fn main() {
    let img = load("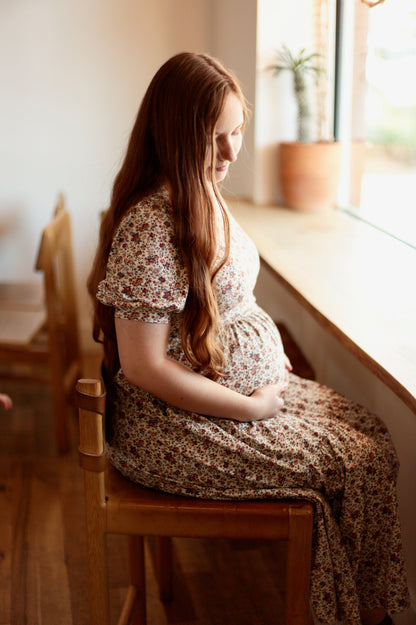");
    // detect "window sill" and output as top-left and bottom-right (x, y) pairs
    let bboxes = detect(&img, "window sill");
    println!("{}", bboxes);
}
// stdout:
(227, 198), (416, 414)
